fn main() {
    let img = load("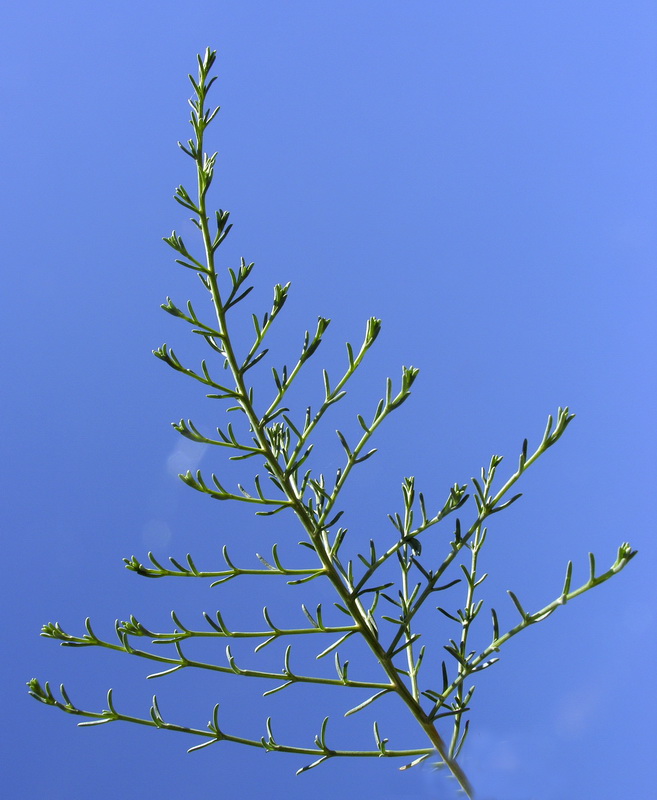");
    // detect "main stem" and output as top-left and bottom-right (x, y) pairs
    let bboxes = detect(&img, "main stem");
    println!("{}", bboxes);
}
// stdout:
(191, 62), (474, 799)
